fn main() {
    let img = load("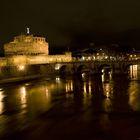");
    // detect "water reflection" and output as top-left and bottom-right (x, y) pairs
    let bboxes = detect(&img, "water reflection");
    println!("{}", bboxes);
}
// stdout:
(101, 72), (112, 83)
(102, 79), (113, 112)
(0, 91), (5, 115)
(83, 81), (92, 106)
(129, 65), (138, 80)
(65, 80), (73, 93)
(1, 70), (140, 137)
(83, 81), (91, 94)
(103, 83), (113, 98)
(65, 80), (74, 99)
(128, 81), (140, 111)
(102, 98), (112, 112)
(27, 84), (51, 117)
(20, 86), (27, 109)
